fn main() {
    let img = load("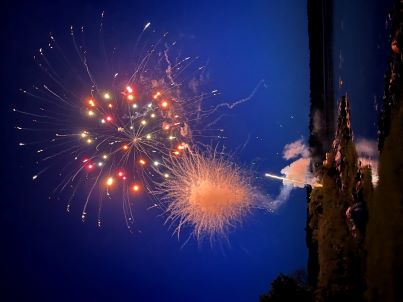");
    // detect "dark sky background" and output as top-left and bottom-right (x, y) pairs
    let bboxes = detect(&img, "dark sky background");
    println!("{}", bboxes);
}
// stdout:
(0, 0), (392, 301)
